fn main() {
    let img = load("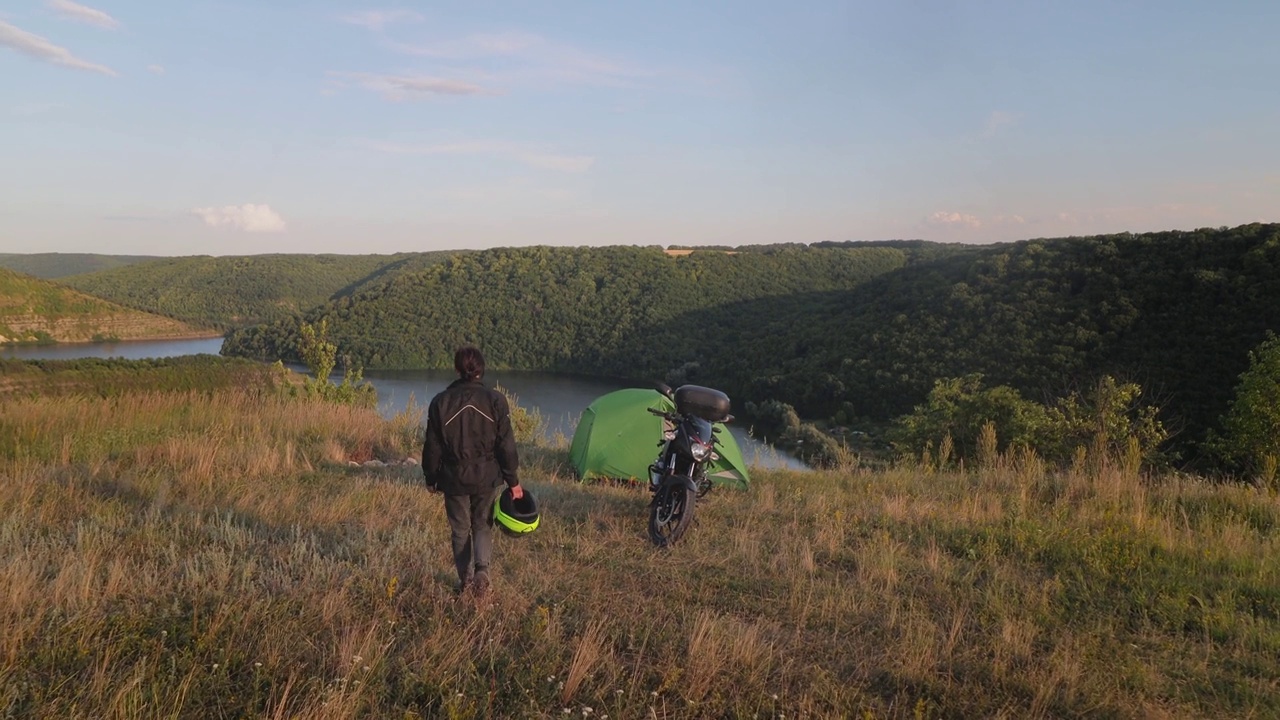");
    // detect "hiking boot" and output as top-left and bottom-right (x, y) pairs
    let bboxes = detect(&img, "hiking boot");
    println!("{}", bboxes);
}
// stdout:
(472, 572), (491, 600)
(455, 576), (474, 597)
